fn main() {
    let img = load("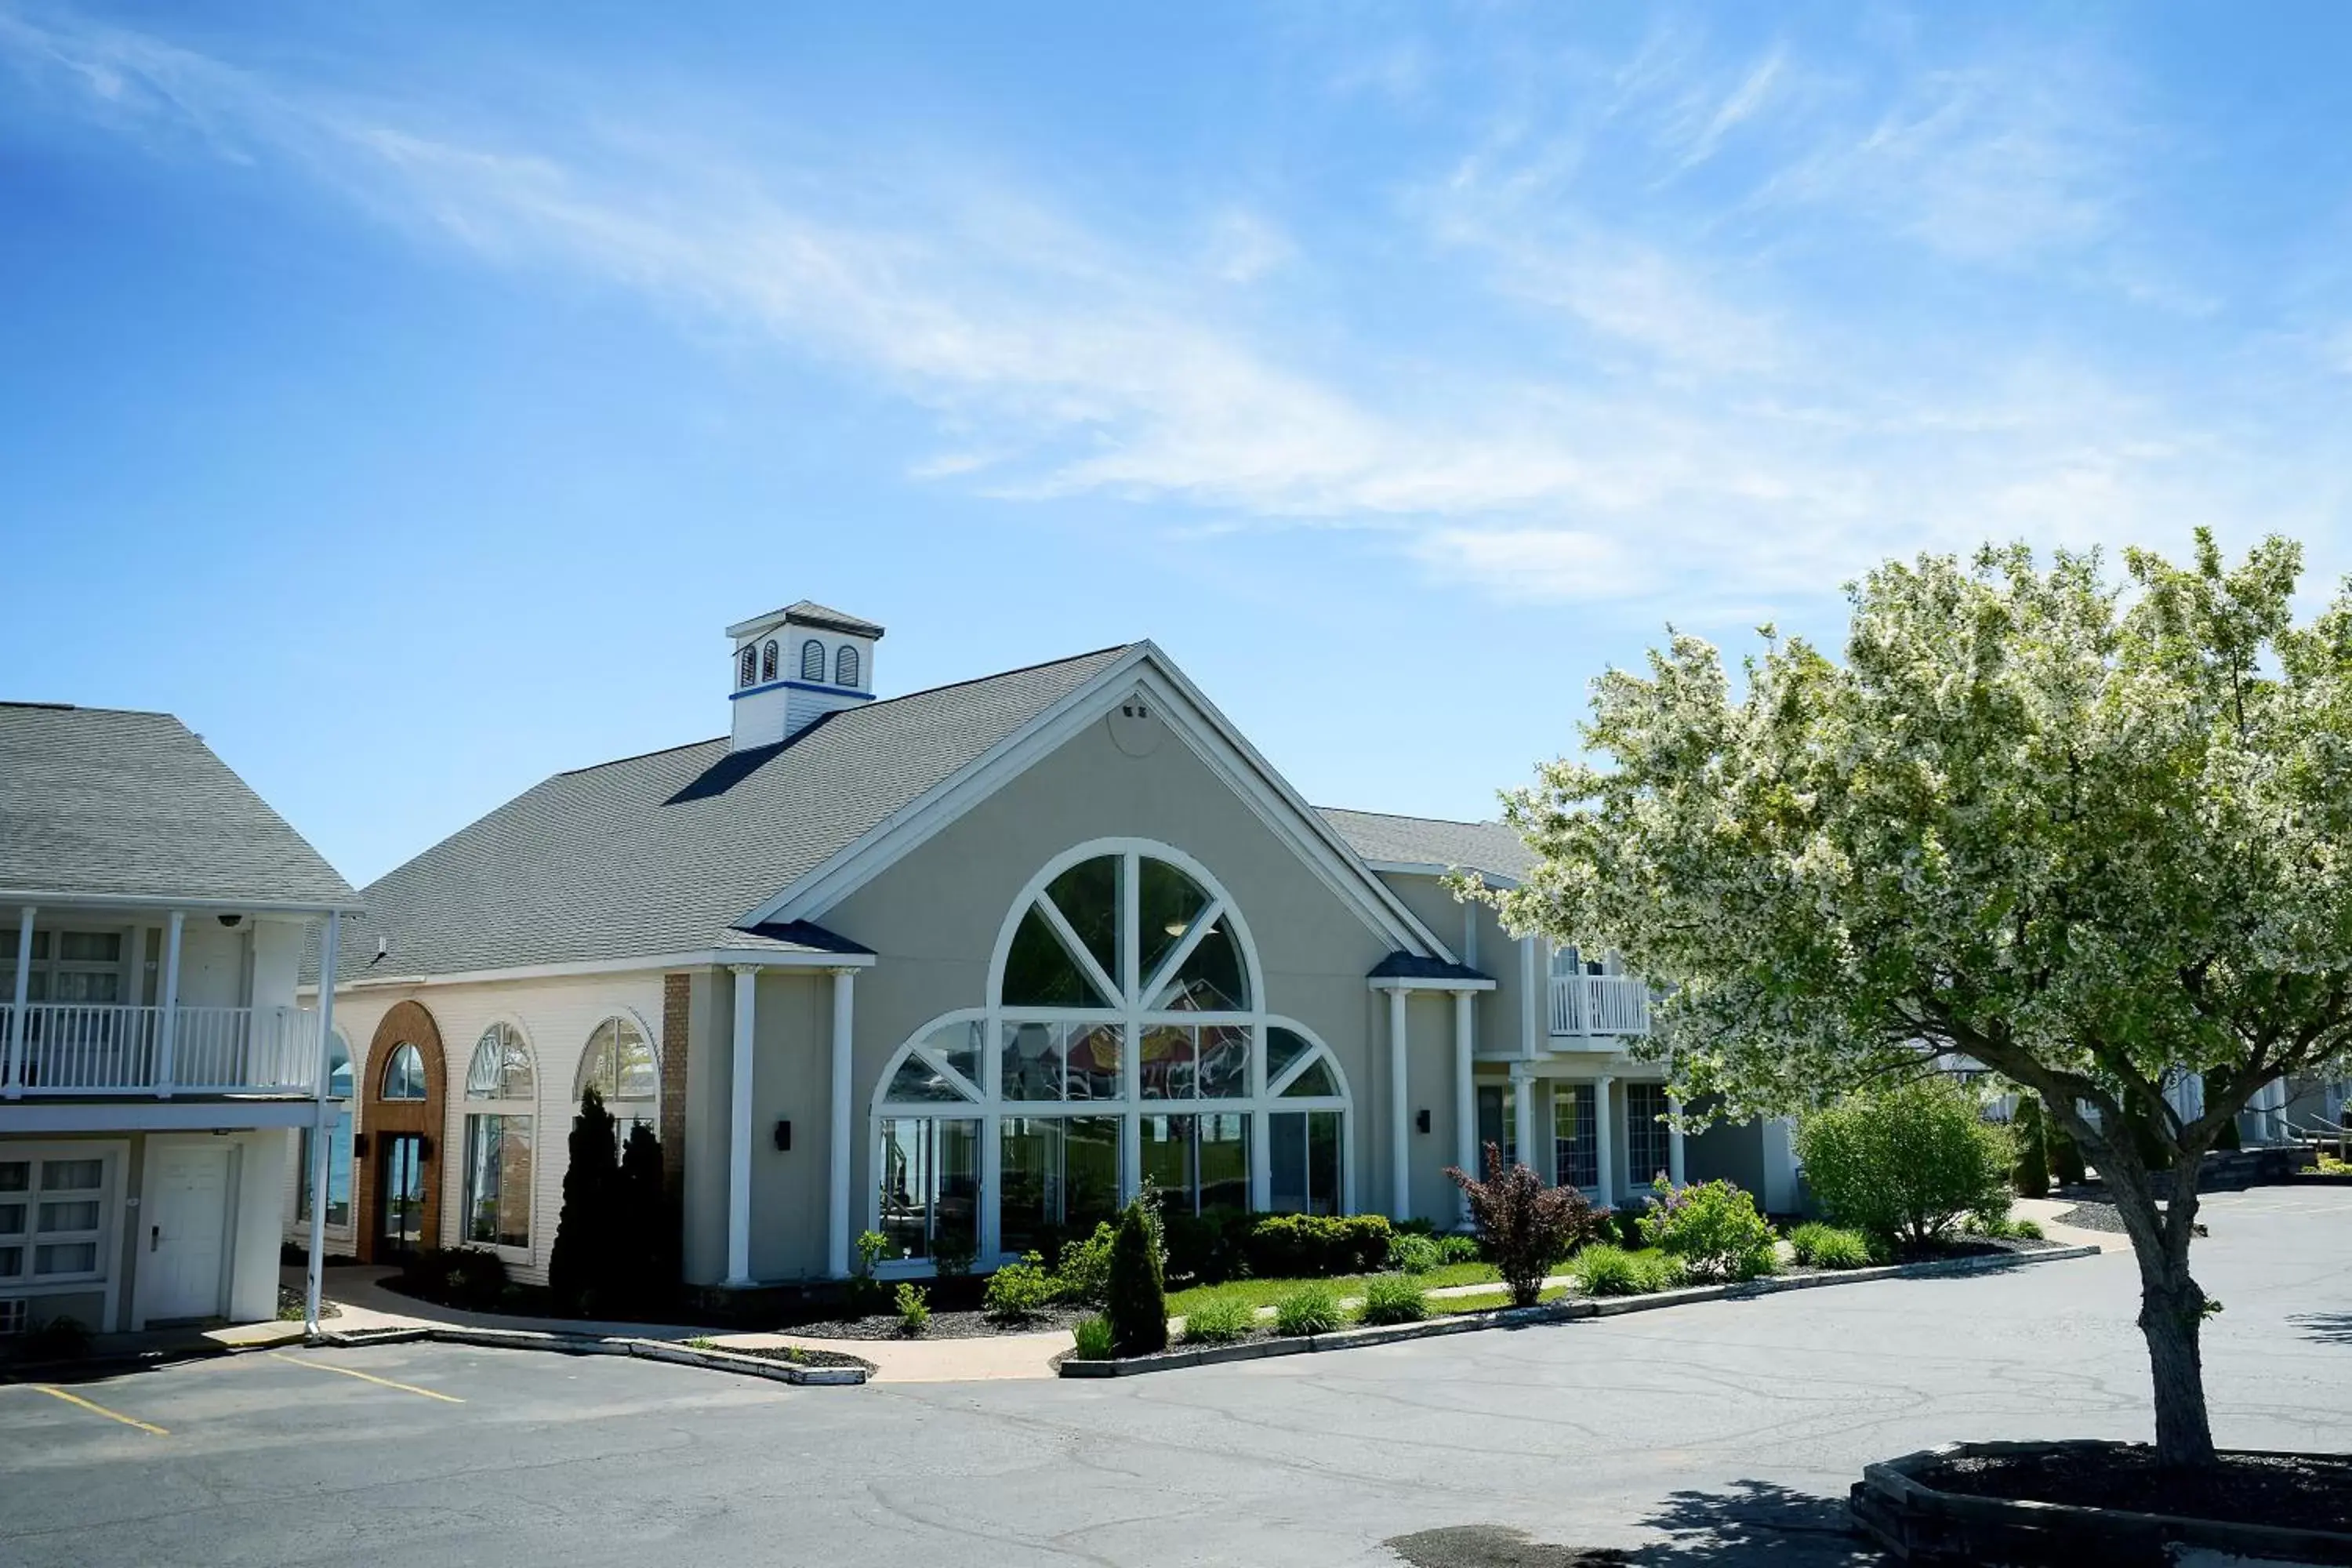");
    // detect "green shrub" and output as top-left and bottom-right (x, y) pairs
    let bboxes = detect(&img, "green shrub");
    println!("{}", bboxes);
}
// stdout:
(894, 1282), (931, 1336)
(1964, 1213), (2045, 1242)
(1051, 1221), (1117, 1307)
(1392, 1217), (1437, 1237)
(2012, 1094), (2051, 1200)
(1356, 1275), (1429, 1326)
(983, 1254), (1057, 1323)
(1390, 1235), (1442, 1276)
(1633, 1251), (1686, 1292)
(1447, 1144), (1605, 1306)
(1272, 1283), (1343, 1336)
(1106, 1200), (1169, 1356)
(1788, 1222), (1874, 1269)
(1179, 1296), (1256, 1345)
(1246, 1214), (1393, 1278)
(2048, 1119), (2088, 1186)
(850, 1229), (891, 1312)
(1435, 1233), (1483, 1265)
(549, 1086), (619, 1316)
(1073, 1316), (1115, 1360)
(1794, 1078), (2016, 1250)
(1162, 1209), (1255, 1285)
(1639, 1178), (1777, 1281)
(1573, 1243), (1646, 1297)
(1607, 1207), (1648, 1250)
(398, 1247), (511, 1311)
